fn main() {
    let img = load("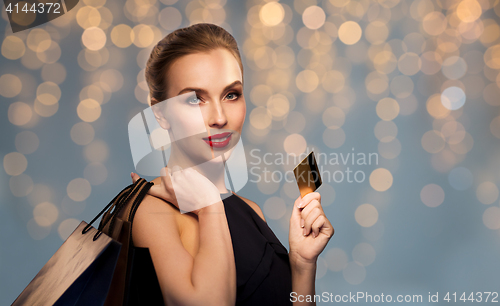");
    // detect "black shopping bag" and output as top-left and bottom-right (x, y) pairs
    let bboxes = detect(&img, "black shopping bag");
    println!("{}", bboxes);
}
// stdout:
(11, 221), (121, 306)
